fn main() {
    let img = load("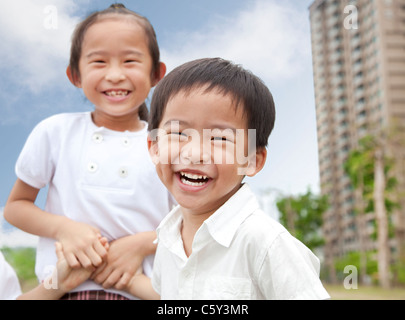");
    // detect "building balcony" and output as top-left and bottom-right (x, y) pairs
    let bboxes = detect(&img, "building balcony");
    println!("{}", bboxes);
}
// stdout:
(327, 27), (340, 39)
(328, 38), (342, 51)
